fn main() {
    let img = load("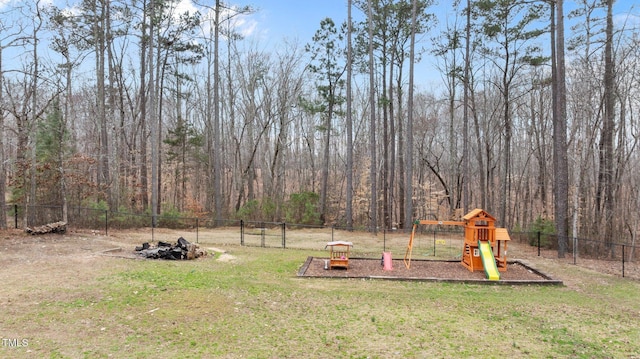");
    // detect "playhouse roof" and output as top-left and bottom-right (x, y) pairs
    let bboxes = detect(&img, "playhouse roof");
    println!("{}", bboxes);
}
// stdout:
(463, 208), (495, 221)
(325, 241), (353, 247)
(495, 228), (511, 241)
